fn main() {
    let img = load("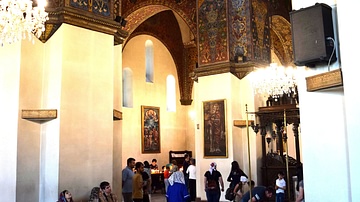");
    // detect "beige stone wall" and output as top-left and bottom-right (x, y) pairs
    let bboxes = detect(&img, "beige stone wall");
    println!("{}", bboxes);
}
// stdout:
(192, 73), (262, 201)
(0, 41), (22, 202)
(15, 24), (119, 201)
(121, 35), (192, 168)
